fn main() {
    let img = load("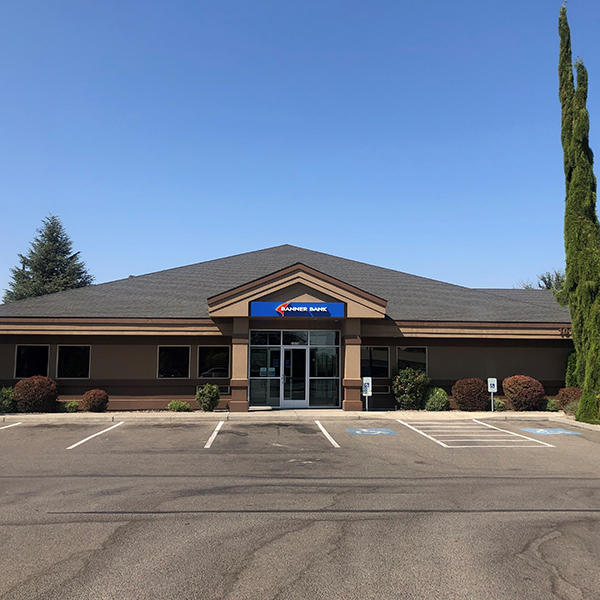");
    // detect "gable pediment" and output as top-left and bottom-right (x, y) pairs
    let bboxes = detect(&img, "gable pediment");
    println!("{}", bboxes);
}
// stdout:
(207, 263), (387, 319)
